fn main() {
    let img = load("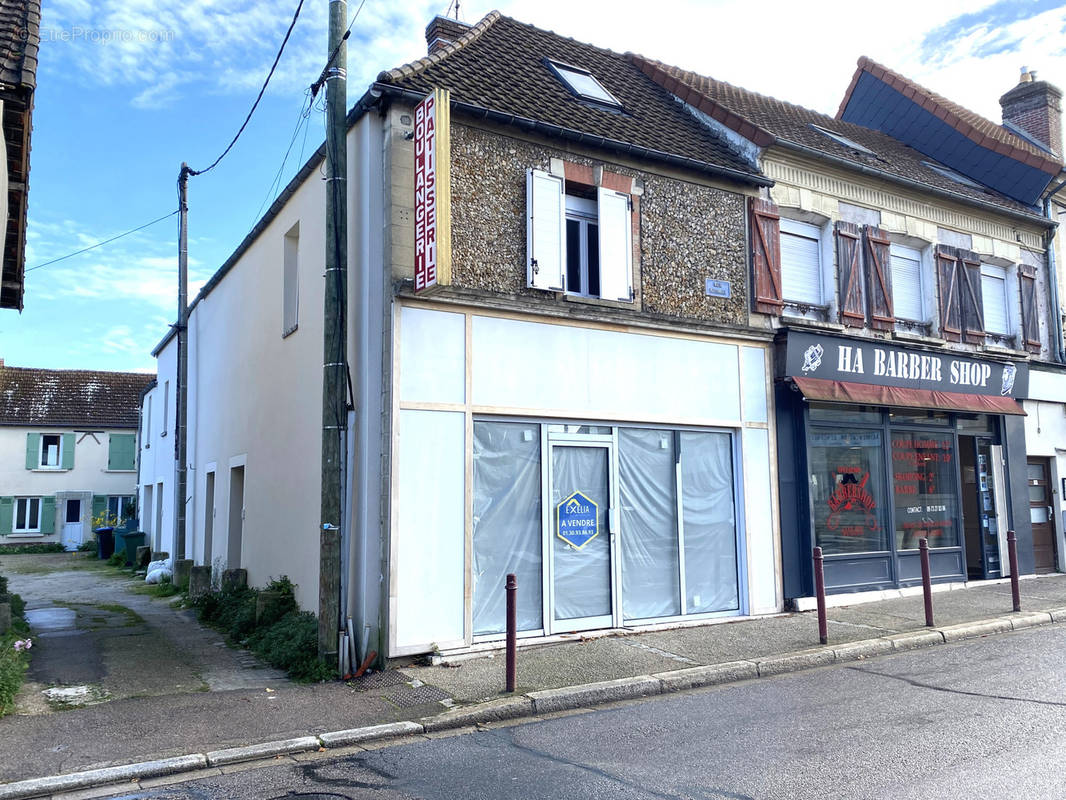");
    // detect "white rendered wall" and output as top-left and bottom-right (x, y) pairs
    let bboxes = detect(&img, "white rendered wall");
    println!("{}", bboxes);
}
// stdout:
(139, 342), (176, 555)
(1023, 368), (1066, 571)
